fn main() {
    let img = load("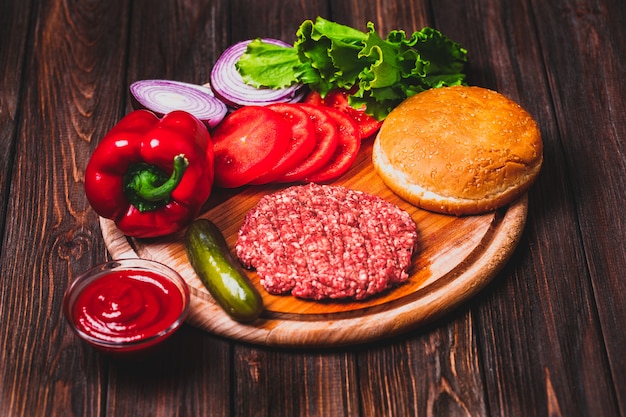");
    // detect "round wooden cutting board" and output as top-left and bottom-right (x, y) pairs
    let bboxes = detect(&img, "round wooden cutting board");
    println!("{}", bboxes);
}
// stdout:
(100, 138), (528, 348)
